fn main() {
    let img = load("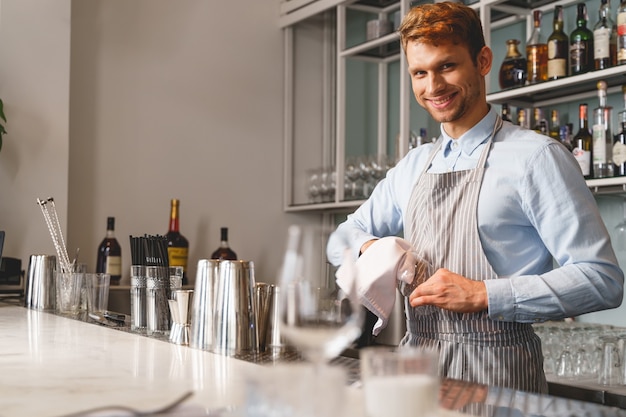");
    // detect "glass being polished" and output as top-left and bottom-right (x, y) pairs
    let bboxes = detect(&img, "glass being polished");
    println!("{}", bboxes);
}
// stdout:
(327, 1), (624, 394)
